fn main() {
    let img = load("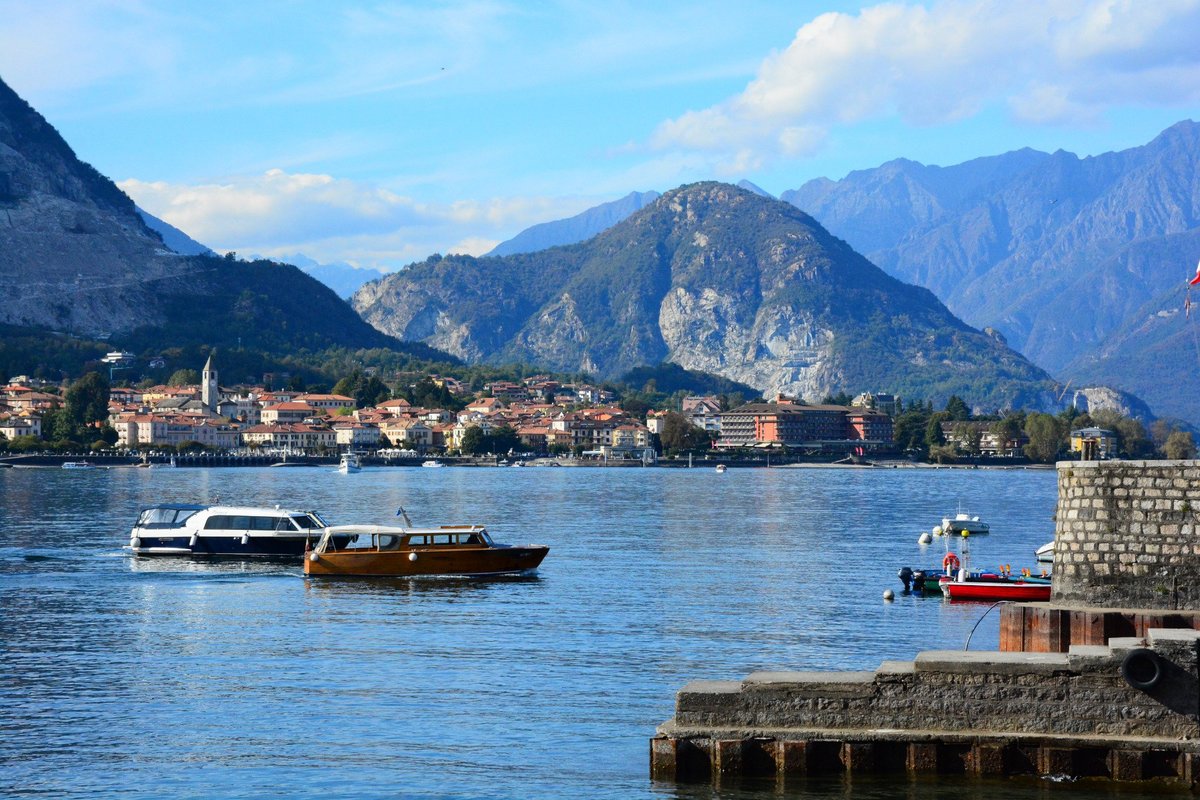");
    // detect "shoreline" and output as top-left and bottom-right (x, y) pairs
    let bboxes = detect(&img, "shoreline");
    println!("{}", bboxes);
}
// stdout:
(0, 453), (1058, 470)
